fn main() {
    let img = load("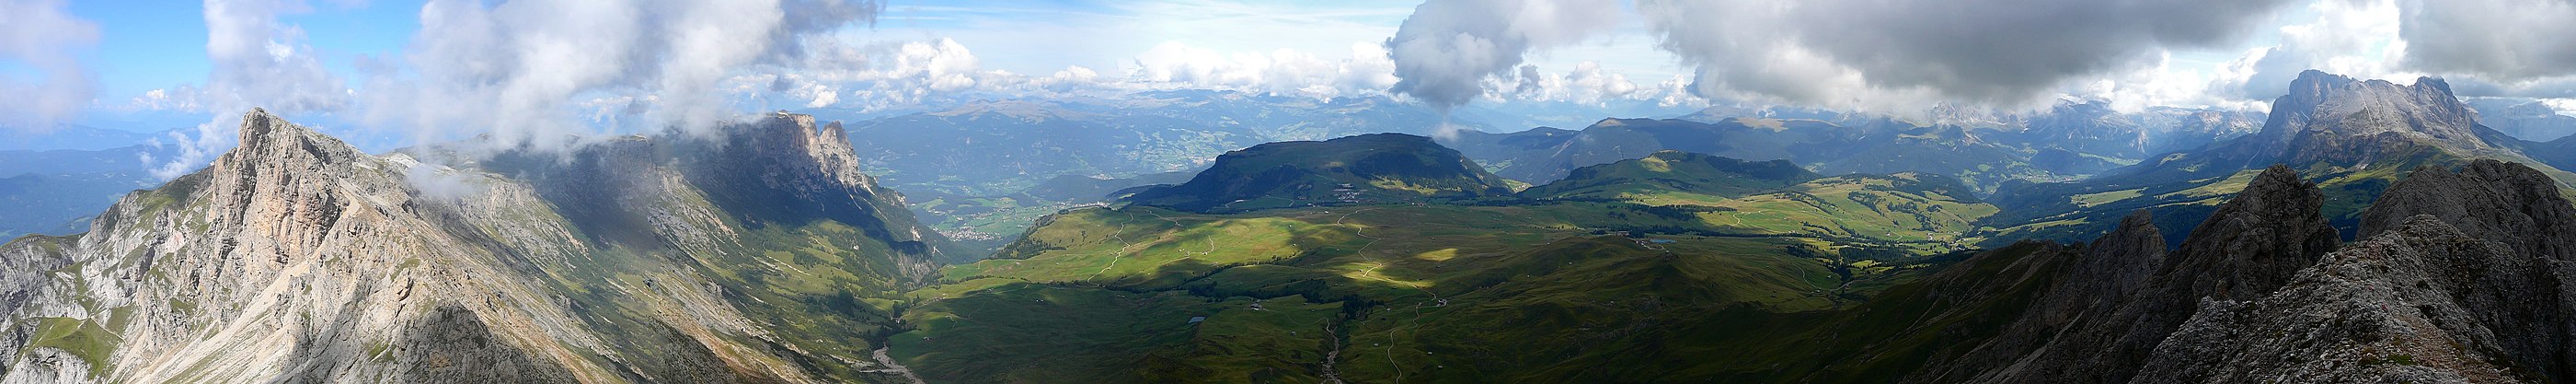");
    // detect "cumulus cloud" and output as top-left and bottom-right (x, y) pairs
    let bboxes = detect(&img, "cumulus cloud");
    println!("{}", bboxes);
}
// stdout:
(360, 0), (883, 153)
(1637, 0), (2299, 112)
(147, 0), (358, 180)
(0, 0), (100, 132)
(1129, 41), (1401, 98)
(1385, 0), (1621, 111)
(761, 39), (1407, 112)
(2208, 0), (2409, 102)
(1489, 61), (1650, 105)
